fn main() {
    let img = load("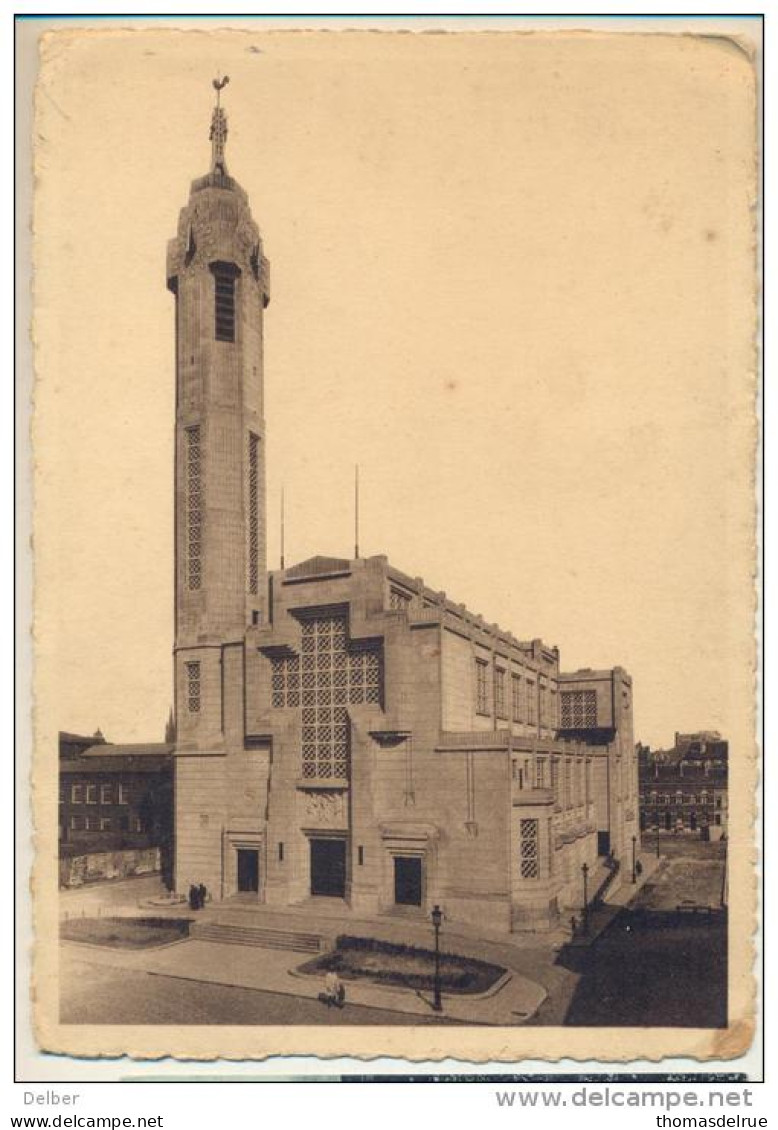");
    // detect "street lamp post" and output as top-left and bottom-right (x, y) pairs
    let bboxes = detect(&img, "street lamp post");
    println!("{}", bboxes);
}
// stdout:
(431, 904), (443, 1012)
(631, 835), (637, 883)
(581, 863), (589, 935)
